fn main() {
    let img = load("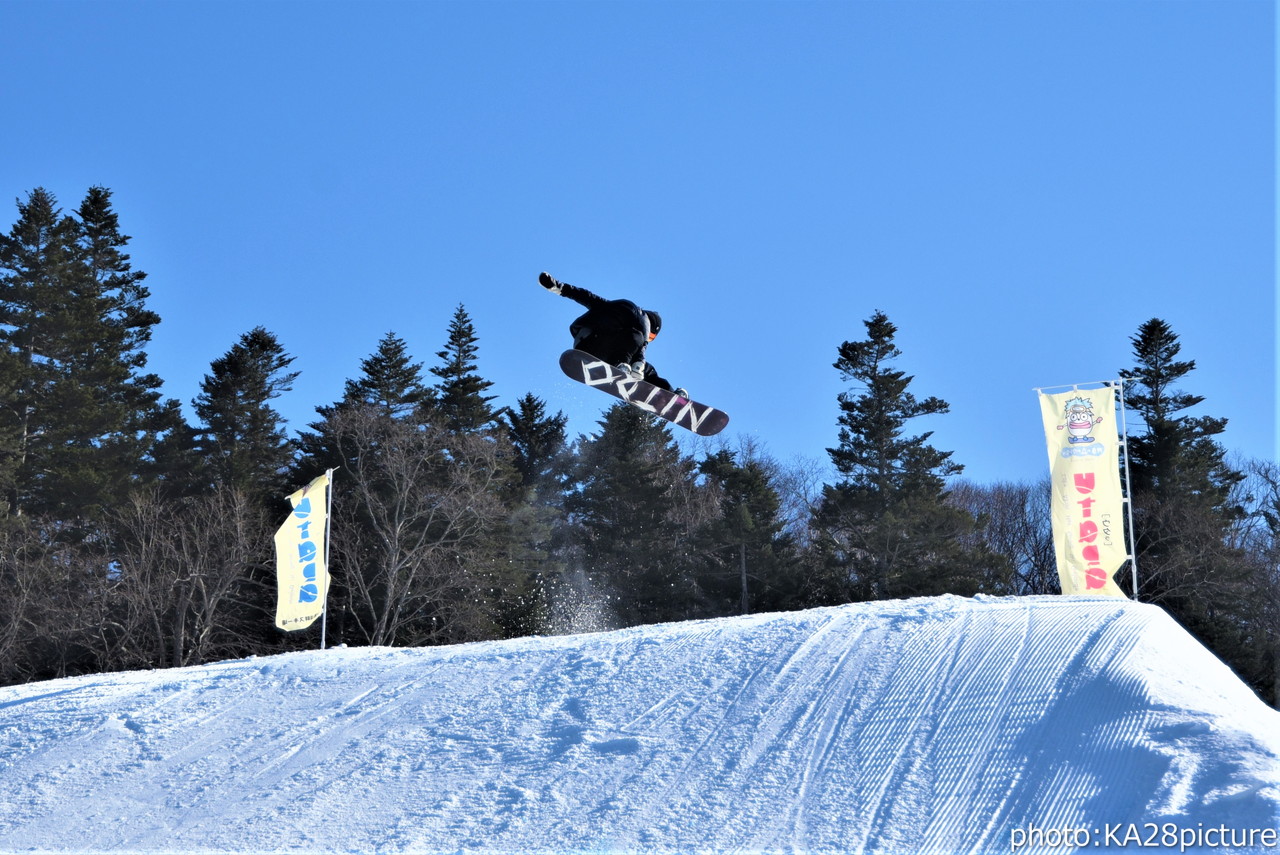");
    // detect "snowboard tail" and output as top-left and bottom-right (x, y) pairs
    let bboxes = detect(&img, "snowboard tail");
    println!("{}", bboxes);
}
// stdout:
(559, 349), (729, 437)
